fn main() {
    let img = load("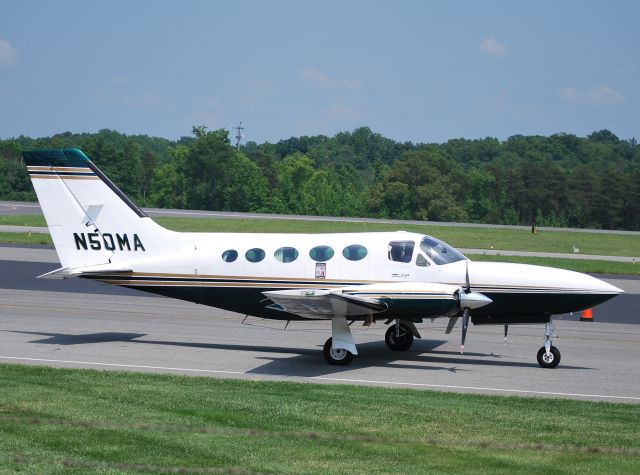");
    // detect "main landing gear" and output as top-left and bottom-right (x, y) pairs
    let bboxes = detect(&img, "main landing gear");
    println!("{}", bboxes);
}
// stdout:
(323, 316), (358, 365)
(323, 337), (354, 365)
(323, 317), (422, 365)
(537, 321), (561, 368)
(384, 320), (420, 351)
